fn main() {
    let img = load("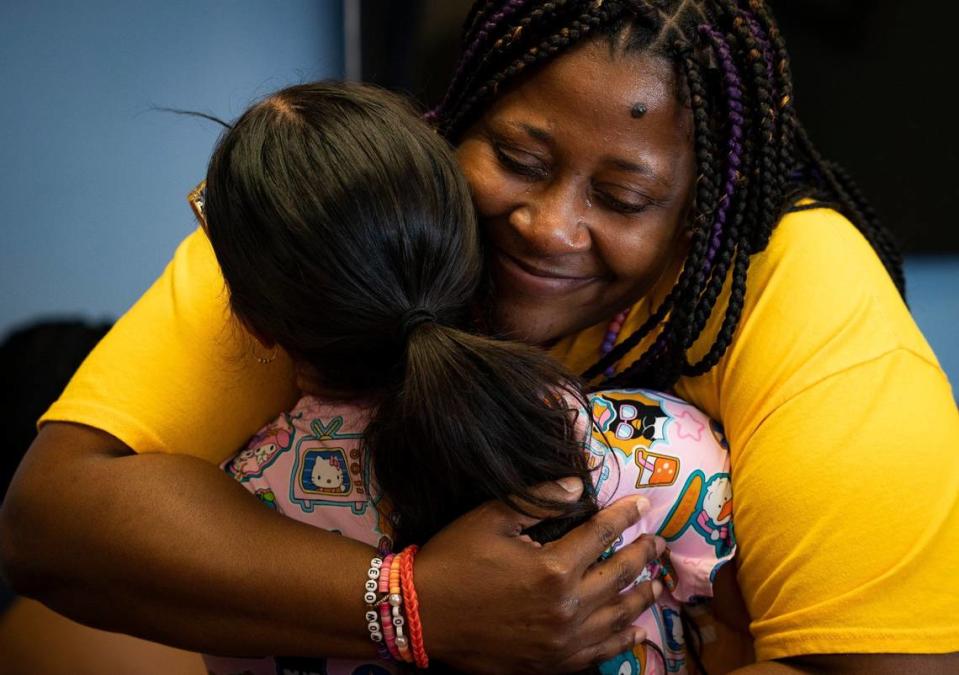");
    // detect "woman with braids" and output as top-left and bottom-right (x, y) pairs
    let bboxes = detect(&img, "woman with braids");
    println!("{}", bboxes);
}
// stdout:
(2, 0), (957, 673)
